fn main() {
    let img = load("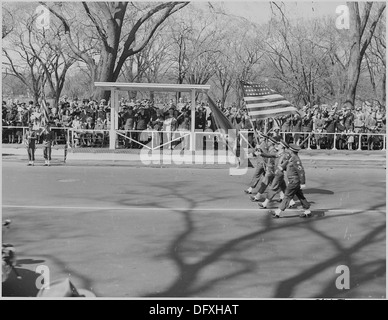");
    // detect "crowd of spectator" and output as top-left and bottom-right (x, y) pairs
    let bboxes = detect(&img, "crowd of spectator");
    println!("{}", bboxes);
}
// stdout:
(1, 96), (216, 147)
(273, 102), (386, 150)
(2, 96), (386, 150)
